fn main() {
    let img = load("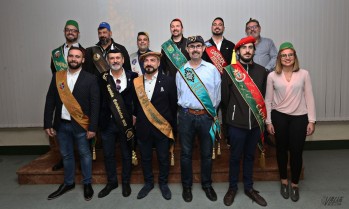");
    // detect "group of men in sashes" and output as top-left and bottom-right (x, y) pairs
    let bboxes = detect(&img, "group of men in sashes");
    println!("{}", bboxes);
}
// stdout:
(44, 17), (273, 207)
